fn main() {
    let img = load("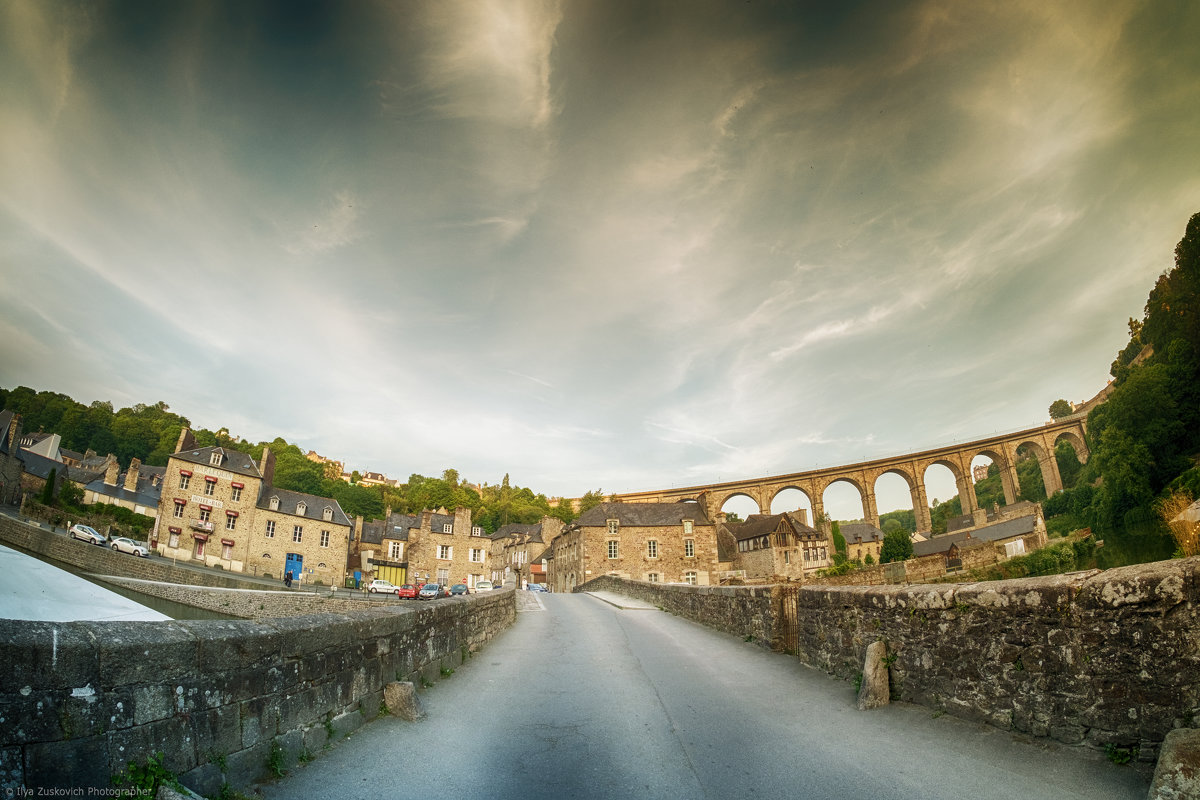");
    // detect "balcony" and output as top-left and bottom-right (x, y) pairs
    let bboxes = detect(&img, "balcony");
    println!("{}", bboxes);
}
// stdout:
(189, 519), (214, 533)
